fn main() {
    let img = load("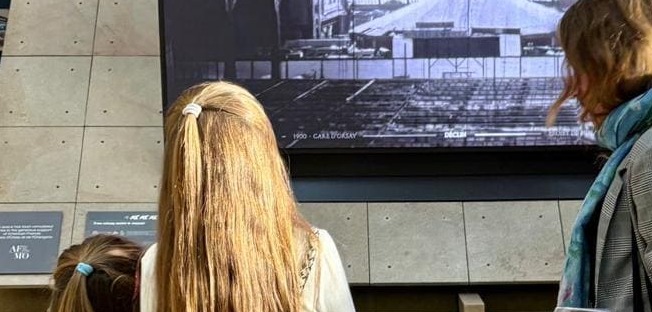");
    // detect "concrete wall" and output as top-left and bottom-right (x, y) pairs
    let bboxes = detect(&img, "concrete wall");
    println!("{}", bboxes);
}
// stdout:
(0, 0), (161, 310)
(0, 1), (580, 311)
